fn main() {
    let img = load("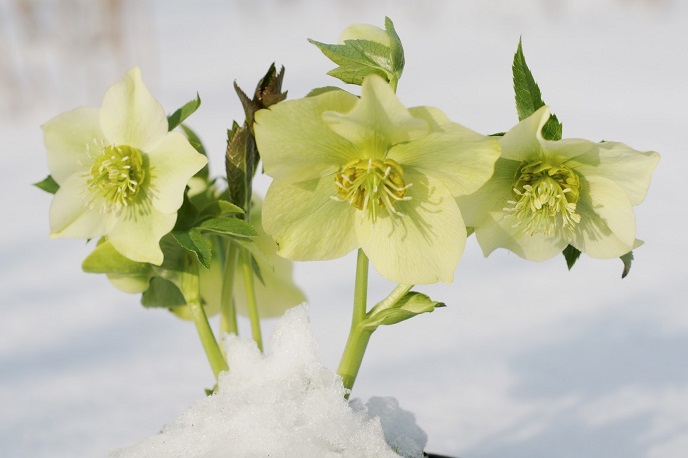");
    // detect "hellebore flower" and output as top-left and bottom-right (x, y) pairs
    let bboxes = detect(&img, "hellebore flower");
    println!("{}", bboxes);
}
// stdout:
(254, 74), (500, 284)
(42, 67), (208, 264)
(457, 106), (660, 261)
